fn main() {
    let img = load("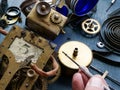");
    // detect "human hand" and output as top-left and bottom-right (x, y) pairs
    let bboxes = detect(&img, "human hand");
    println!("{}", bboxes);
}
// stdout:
(72, 70), (109, 90)
(85, 75), (108, 90)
